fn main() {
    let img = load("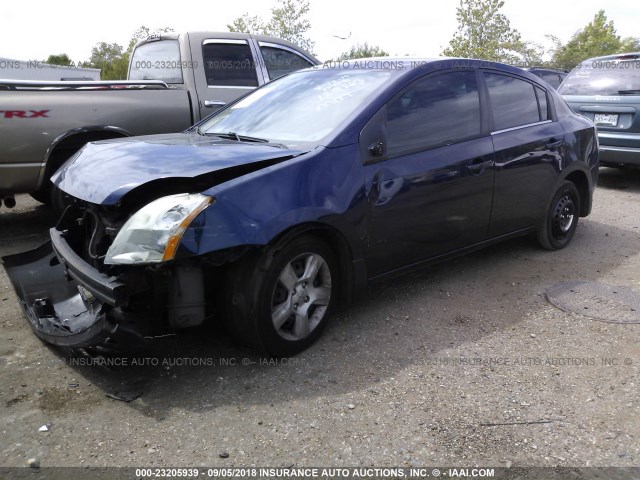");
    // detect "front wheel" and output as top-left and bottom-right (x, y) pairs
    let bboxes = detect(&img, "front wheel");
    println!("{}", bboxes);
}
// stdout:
(224, 235), (338, 356)
(537, 180), (580, 250)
